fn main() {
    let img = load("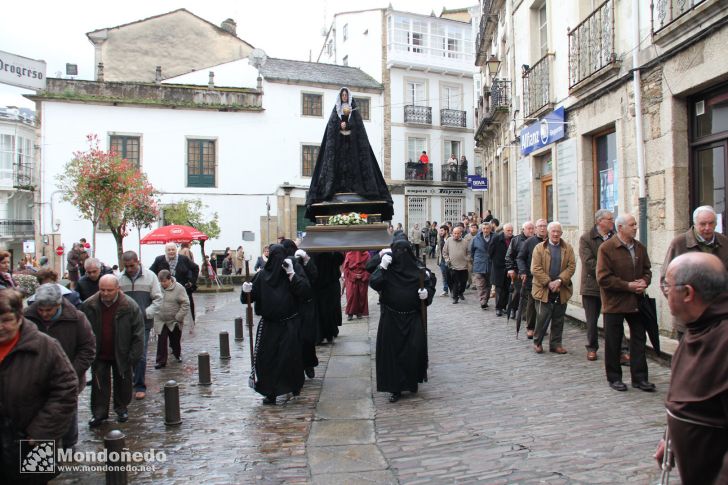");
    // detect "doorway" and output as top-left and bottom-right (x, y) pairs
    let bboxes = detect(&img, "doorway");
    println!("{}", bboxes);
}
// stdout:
(541, 176), (554, 222)
(692, 141), (727, 234)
